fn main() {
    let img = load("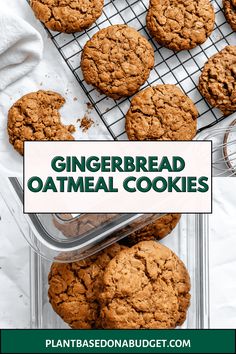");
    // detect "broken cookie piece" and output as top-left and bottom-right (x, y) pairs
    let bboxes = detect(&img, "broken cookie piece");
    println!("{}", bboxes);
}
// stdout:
(8, 90), (75, 155)
(30, 0), (104, 33)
